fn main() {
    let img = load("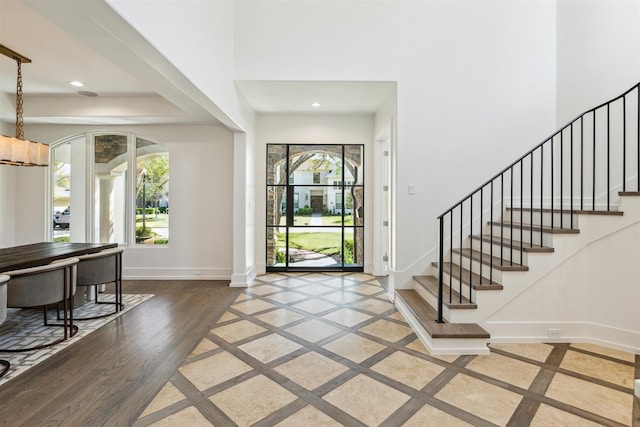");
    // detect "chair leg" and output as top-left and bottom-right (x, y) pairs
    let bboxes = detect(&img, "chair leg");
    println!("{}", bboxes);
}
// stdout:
(0, 360), (10, 378)
(0, 305), (77, 352)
